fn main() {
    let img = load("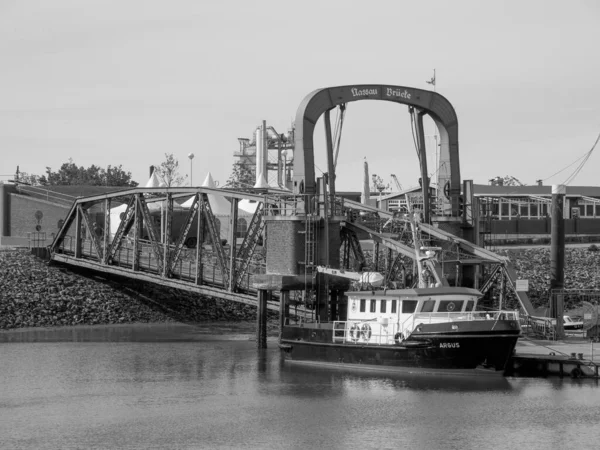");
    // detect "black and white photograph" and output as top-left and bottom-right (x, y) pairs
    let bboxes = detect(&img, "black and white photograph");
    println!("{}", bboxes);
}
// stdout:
(1, 1), (599, 448)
